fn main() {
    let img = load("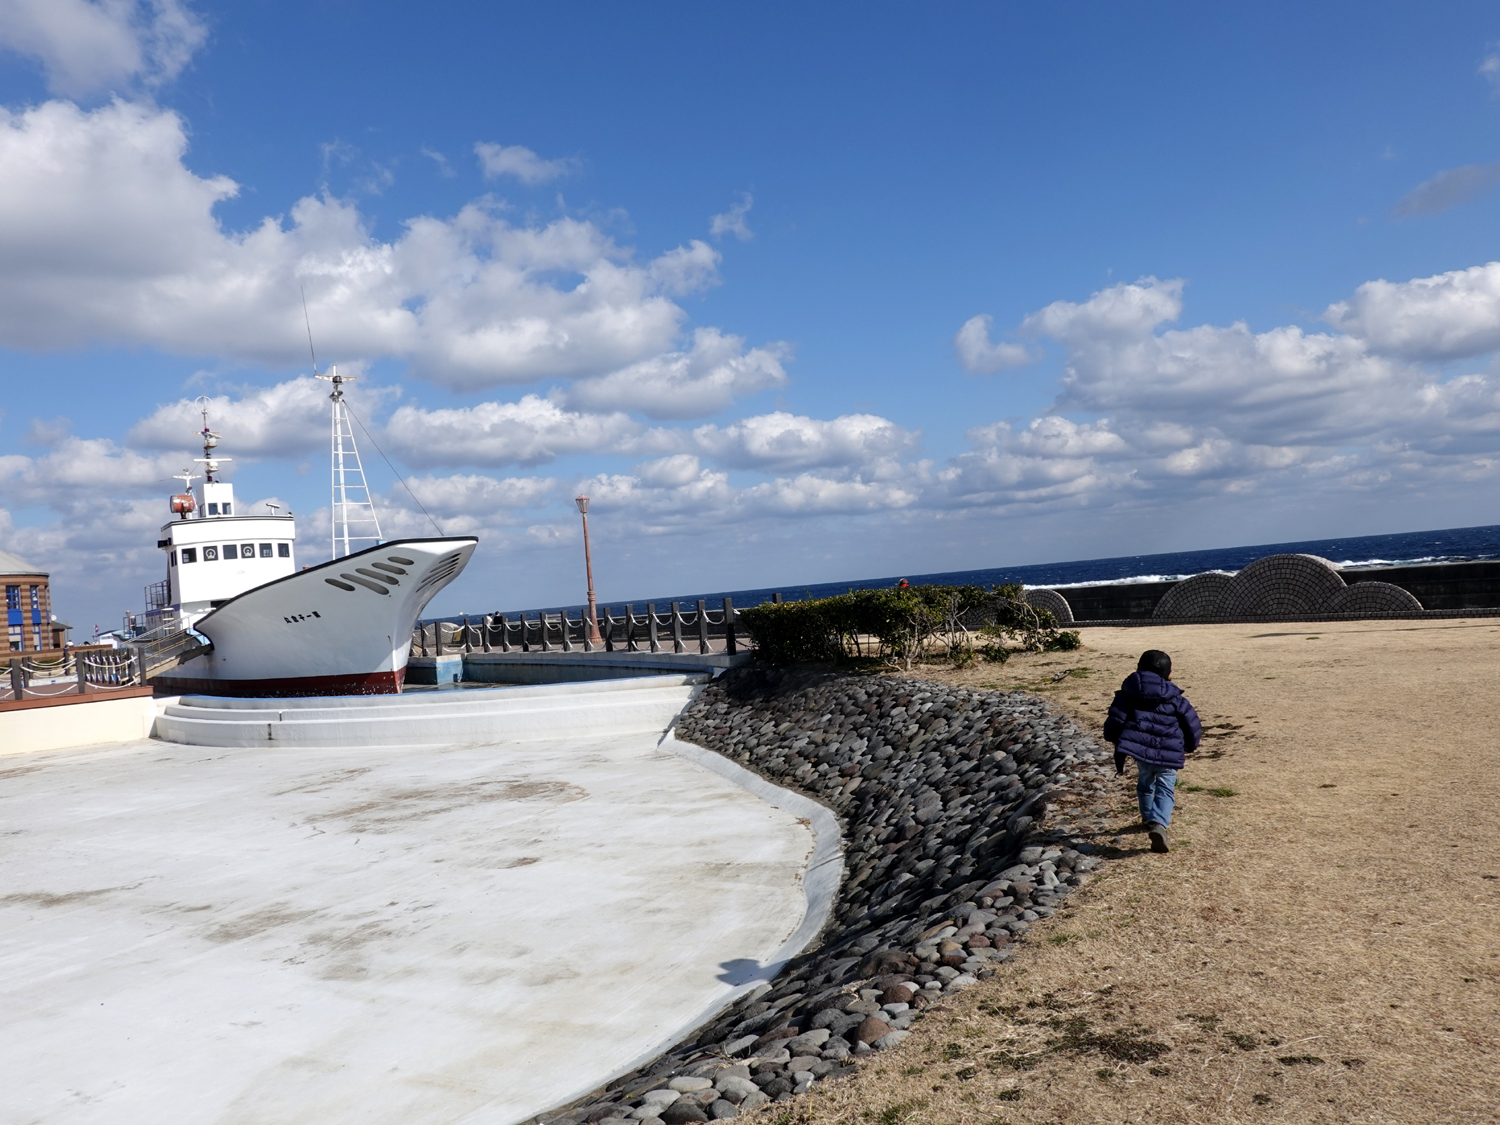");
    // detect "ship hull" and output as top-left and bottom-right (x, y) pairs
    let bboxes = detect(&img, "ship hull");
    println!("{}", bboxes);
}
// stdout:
(153, 537), (477, 697)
